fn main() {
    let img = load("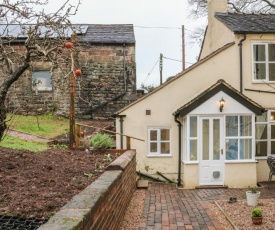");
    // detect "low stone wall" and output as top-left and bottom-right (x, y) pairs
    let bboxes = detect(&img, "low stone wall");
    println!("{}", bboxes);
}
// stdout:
(39, 150), (136, 230)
